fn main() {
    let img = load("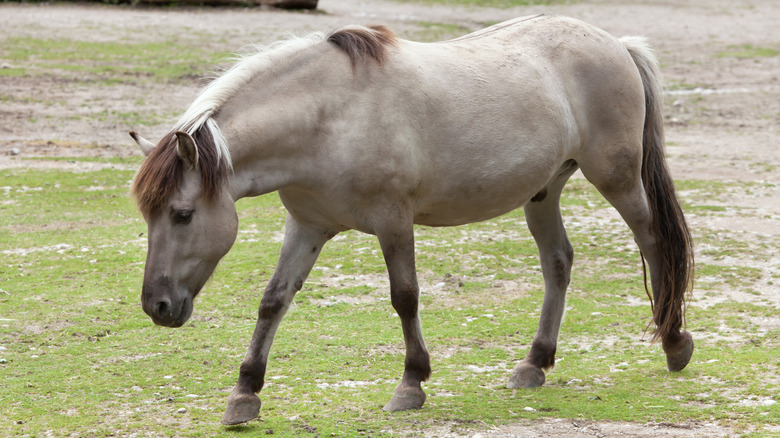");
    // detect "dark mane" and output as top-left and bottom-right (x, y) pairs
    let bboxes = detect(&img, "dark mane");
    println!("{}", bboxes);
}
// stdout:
(327, 25), (397, 69)
(132, 123), (229, 216)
